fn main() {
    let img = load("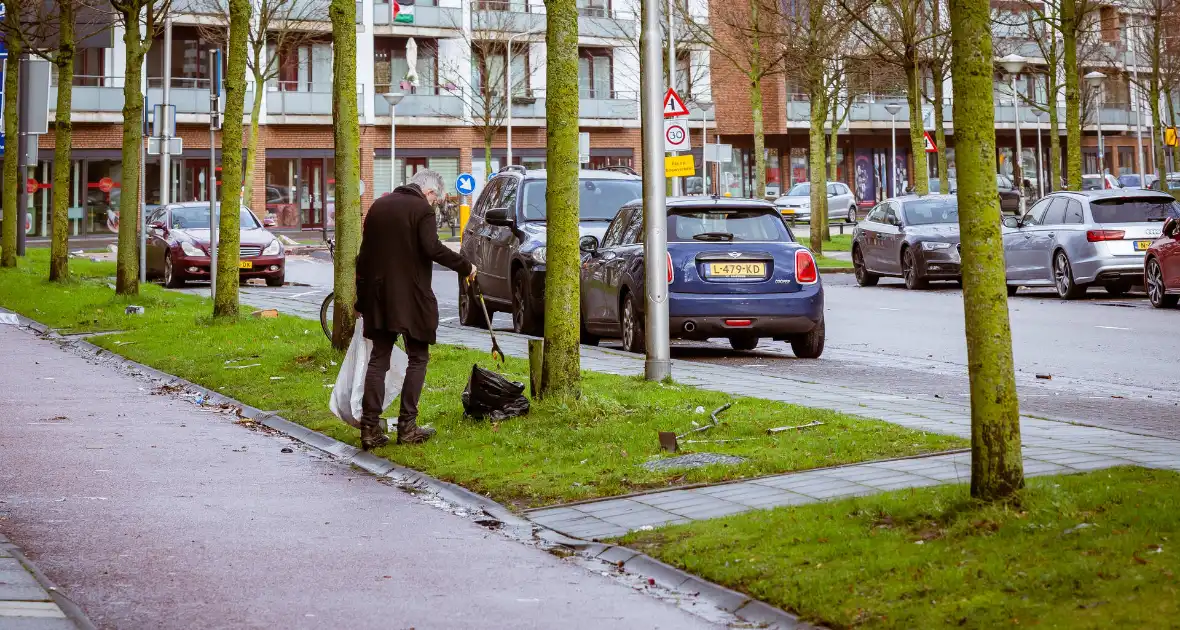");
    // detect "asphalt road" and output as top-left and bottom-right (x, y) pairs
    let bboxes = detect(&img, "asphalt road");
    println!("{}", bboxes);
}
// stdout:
(0, 324), (716, 629)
